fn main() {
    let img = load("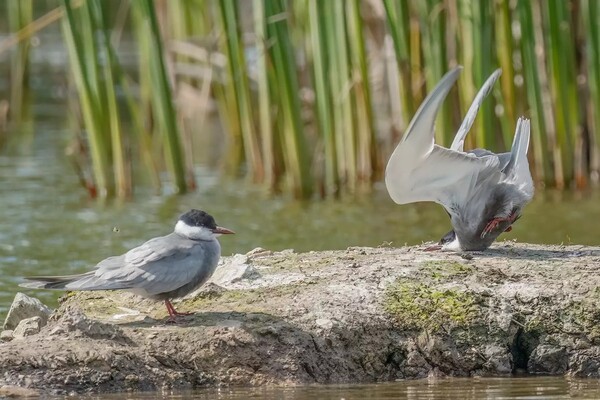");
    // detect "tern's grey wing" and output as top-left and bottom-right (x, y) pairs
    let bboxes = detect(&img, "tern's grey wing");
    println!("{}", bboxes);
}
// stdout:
(111, 239), (219, 296)
(503, 118), (534, 197)
(385, 66), (500, 212)
(64, 234), (219, 296)
(468, 148), (511, 171)
(450, 69), (502, 152)
(122, 234), (185, 266)
(407, 145), (501, 210)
